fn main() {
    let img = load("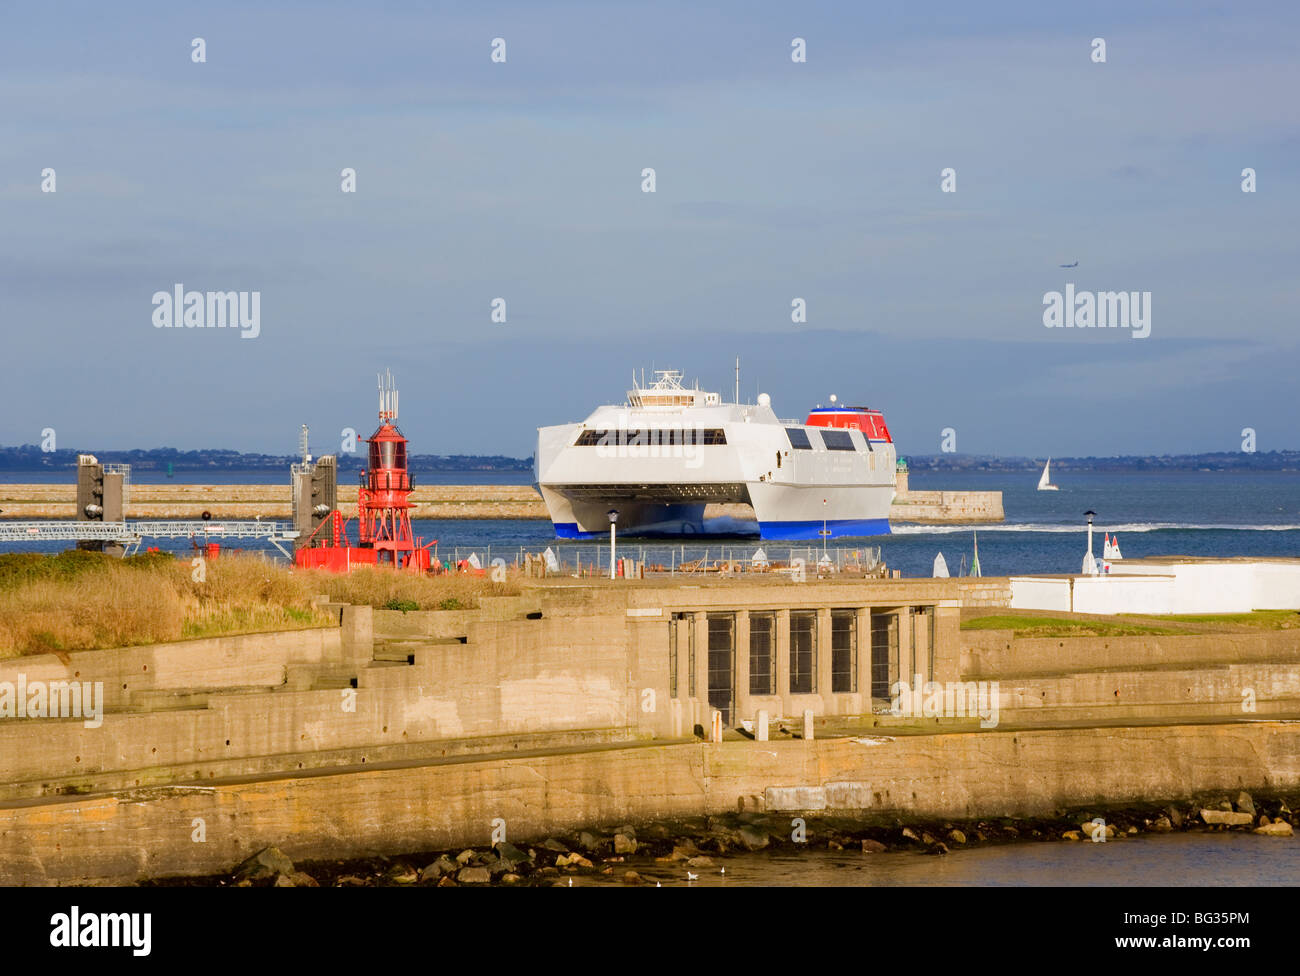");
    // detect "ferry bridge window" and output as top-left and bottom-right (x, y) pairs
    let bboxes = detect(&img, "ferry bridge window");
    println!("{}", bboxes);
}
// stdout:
(820, 429), (857, 452)
(831, 610), (857, 693)
(785, 427), (812, 450)
(789, 611), (817, 695)
(749, 612), (776, 695)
